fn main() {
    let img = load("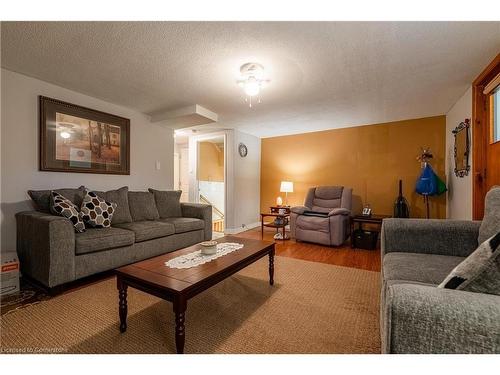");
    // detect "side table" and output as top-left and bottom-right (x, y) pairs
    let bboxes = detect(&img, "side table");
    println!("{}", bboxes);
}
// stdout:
(261, 212), (290, 241)
(350, 214), (391, 249)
